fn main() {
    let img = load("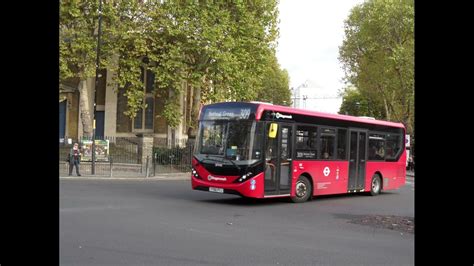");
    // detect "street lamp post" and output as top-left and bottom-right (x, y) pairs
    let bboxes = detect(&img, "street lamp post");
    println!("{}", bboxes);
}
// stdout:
(92, 0), (103, 175)
(290, 87), (296, 107)
(302, 95), (308, 109)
